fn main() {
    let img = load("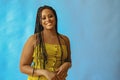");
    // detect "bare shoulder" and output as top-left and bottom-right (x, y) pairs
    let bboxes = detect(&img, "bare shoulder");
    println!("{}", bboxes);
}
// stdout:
(25, 33), (38, 46)
(27, 34), (35, 42)
(59, 34), (70, 44)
